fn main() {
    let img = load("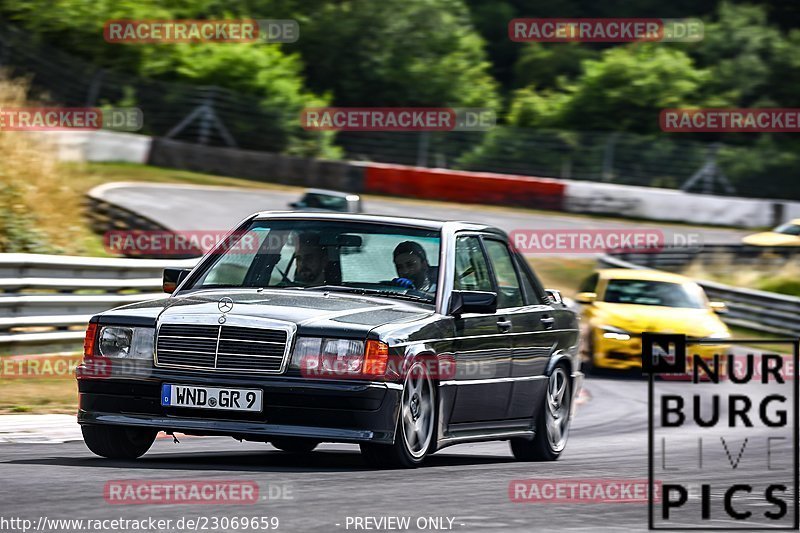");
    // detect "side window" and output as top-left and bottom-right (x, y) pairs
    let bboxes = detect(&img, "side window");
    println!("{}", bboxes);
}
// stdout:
(579, 273), (599, 293)
(453, 236), (492, 291)
(483, 239), (524, 308)
(514, 254), (545, 305)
